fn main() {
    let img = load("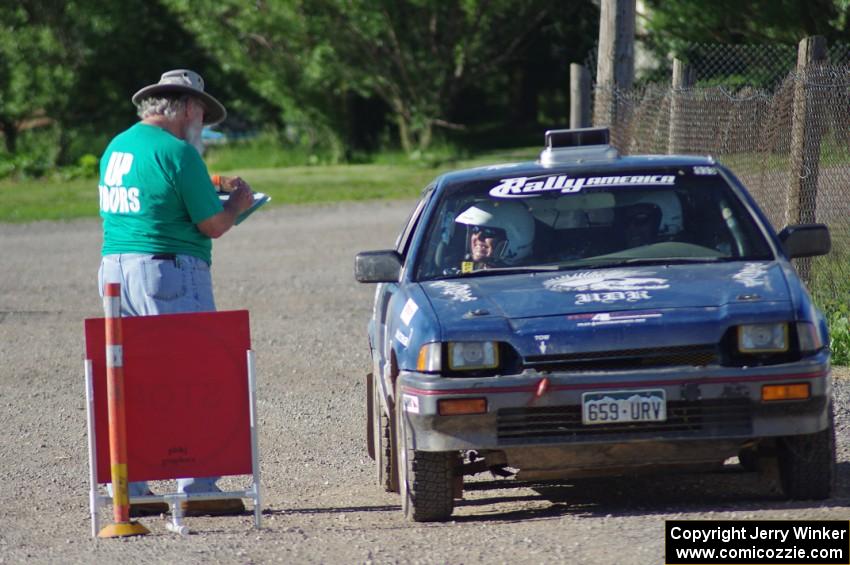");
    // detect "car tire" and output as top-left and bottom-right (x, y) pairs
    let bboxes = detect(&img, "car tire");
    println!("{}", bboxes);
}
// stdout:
(396, 383), (454, 522)
(373, 375), (398, 493)
(777, 405), (836, 500)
